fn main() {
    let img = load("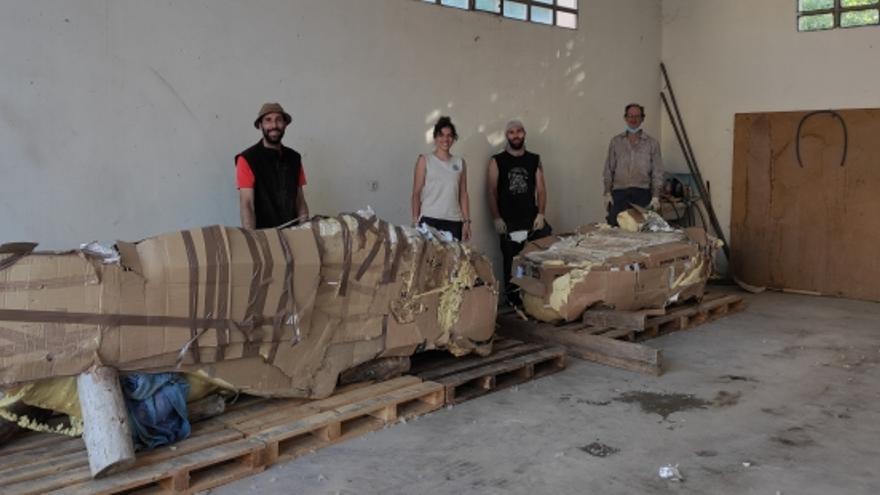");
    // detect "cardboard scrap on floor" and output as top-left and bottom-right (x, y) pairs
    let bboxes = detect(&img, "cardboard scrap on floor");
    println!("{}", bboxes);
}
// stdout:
(0, 212), (498, 399)
(512, 212), (721, 323)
